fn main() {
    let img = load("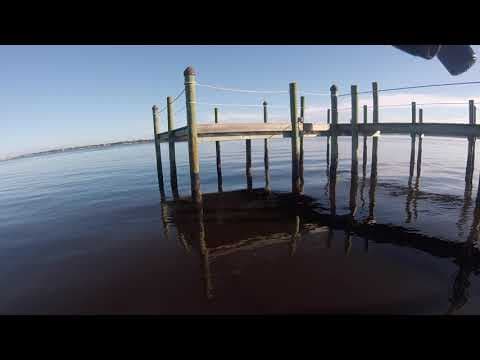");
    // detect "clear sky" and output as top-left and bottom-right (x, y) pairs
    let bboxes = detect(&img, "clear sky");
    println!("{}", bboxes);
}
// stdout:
(2, 45), (480, 158)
